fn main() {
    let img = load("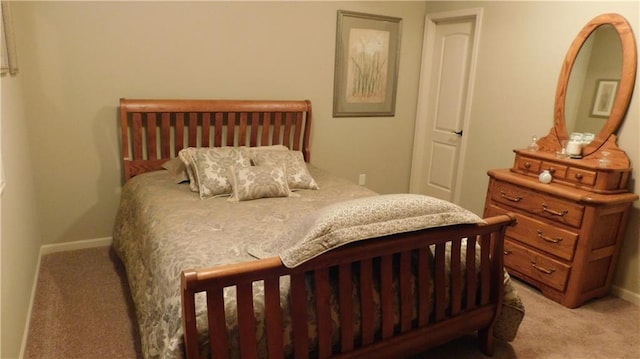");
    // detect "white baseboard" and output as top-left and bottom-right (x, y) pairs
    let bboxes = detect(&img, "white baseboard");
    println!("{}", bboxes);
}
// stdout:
(611, 285), (640, 306)
(39, 237), (112, 255)
(19, 237), (113, 359)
